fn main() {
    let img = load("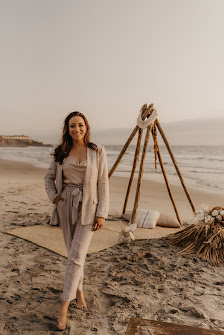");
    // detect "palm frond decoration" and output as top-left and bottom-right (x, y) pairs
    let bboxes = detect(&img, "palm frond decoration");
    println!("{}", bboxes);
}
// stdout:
(169, 206), (224, 266)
